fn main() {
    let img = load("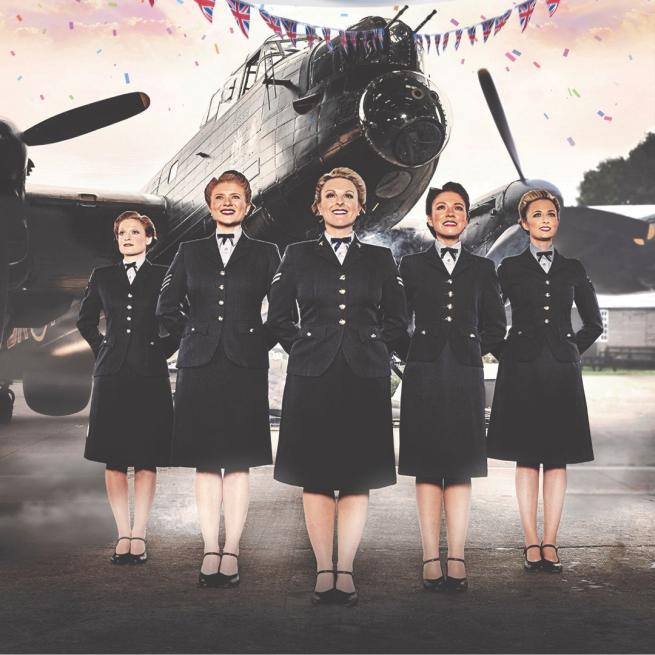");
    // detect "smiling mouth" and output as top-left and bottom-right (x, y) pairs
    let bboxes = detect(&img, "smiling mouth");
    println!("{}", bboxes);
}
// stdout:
(220, 208), (236, 214)
(539, 226), (551, 231)
(332, 209), (348, 215)
(443, 220), (457, 227)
